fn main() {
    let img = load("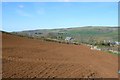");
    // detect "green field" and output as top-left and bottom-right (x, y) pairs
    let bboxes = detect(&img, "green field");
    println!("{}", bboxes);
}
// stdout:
(12, 26), (118, 44)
